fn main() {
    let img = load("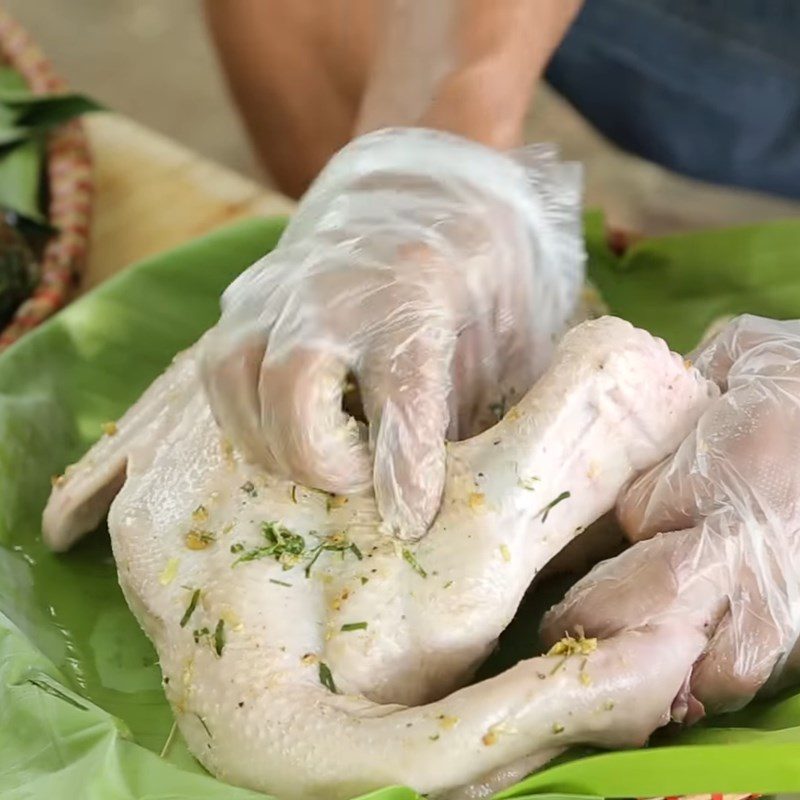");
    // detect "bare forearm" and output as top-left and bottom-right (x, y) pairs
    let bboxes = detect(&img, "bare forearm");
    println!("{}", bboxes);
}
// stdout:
(204, 0), (375, 197)
(204, 0), (581, 196)
(356, 0), (583, 149)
